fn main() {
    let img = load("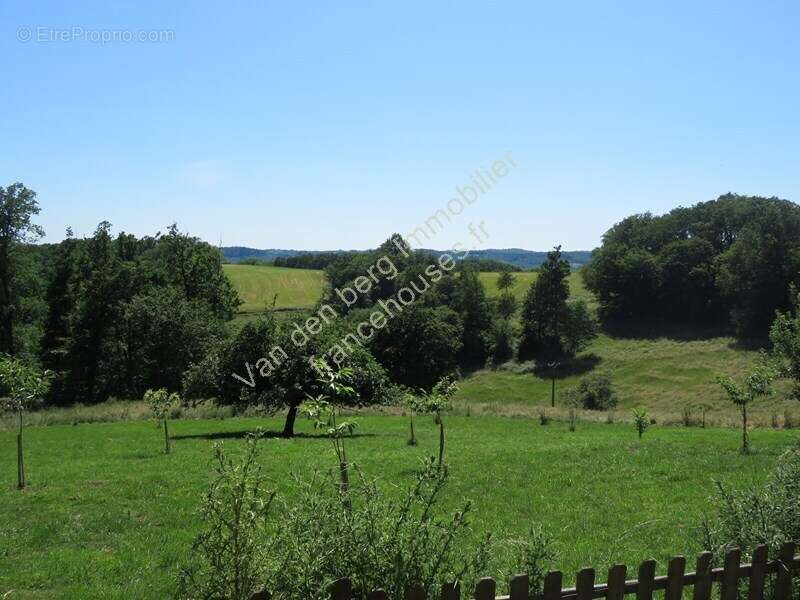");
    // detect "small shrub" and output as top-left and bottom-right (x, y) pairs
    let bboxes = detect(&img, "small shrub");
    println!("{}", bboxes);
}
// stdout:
(632, 408), (649, 439)
(143, 388), (180, 454)
(504, 526), (555, 593)
(538, 410), (550, 426)
(566, 373), (617, 411)
(703, 444), (800, 560)
(176, 435), (275, 600)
